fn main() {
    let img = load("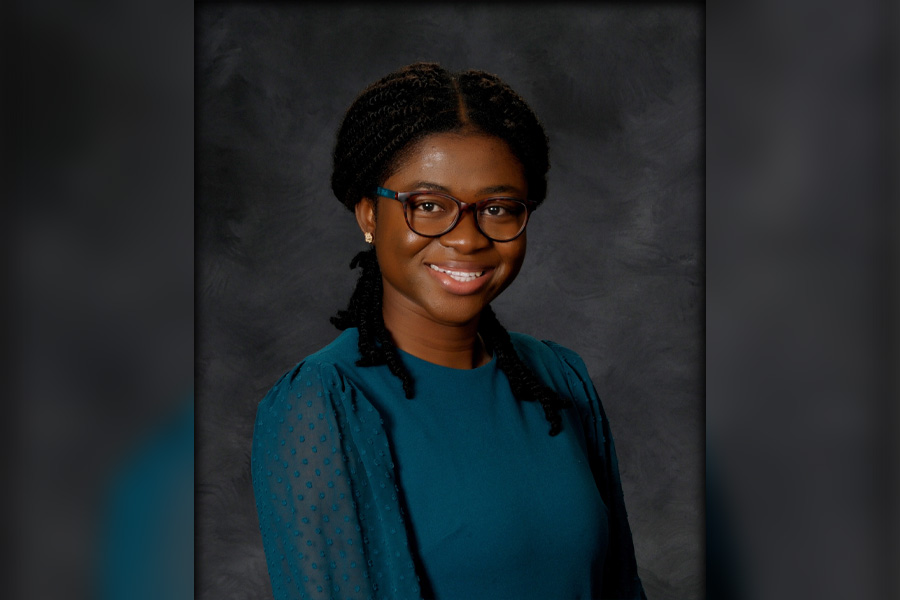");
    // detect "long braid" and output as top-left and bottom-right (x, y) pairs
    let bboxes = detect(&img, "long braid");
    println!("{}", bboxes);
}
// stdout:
(331, 254), (571, 434)
(331, 249), (414, 399)
(478, 305), (572, 436)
